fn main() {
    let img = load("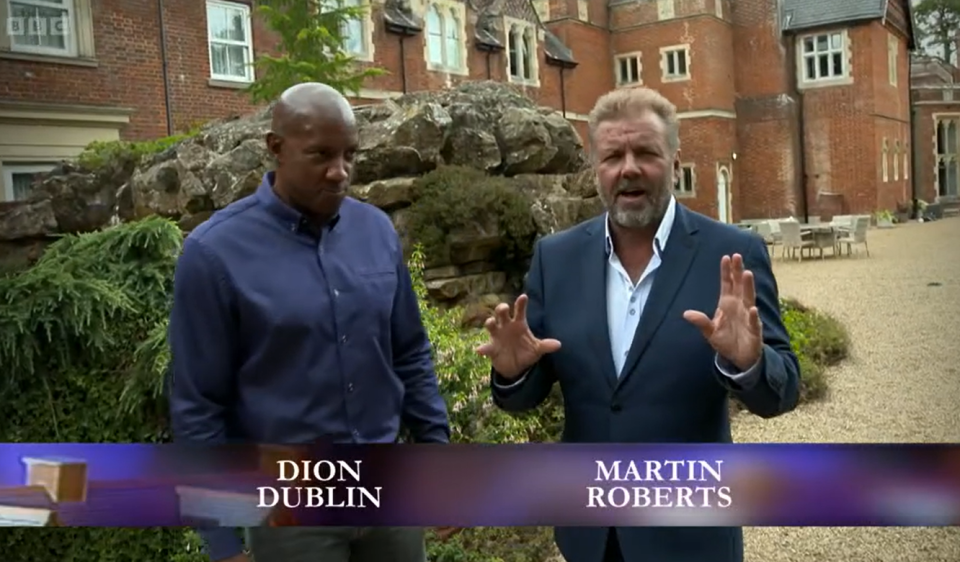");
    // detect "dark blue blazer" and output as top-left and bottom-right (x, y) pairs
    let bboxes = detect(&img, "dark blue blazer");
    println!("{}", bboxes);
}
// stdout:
(491, 204), (800, 562)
